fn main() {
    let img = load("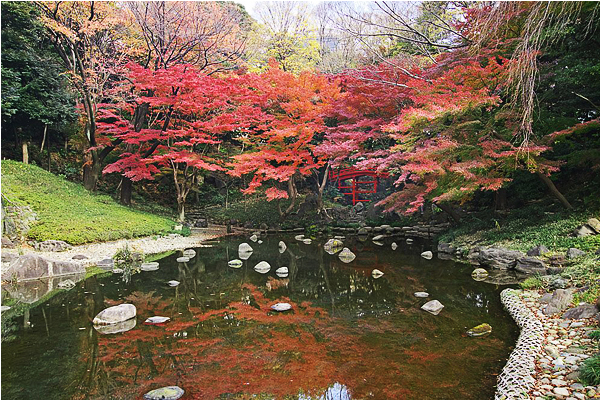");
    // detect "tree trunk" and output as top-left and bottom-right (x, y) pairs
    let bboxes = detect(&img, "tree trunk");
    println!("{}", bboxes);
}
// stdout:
(536, 171), (573, 210)
(40, 124), (48, 151)
(434, 202), (461, 223)
(282, 177), (298, 217)
(316, 164), (330, 214)
(495, 188), (507, 211)
(22, 142), (29, 164)
(119, 103), (149, 203)
(83, 149), (101, 191)
(177, 201), (185, 223)
(120, 177), (133, 205)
